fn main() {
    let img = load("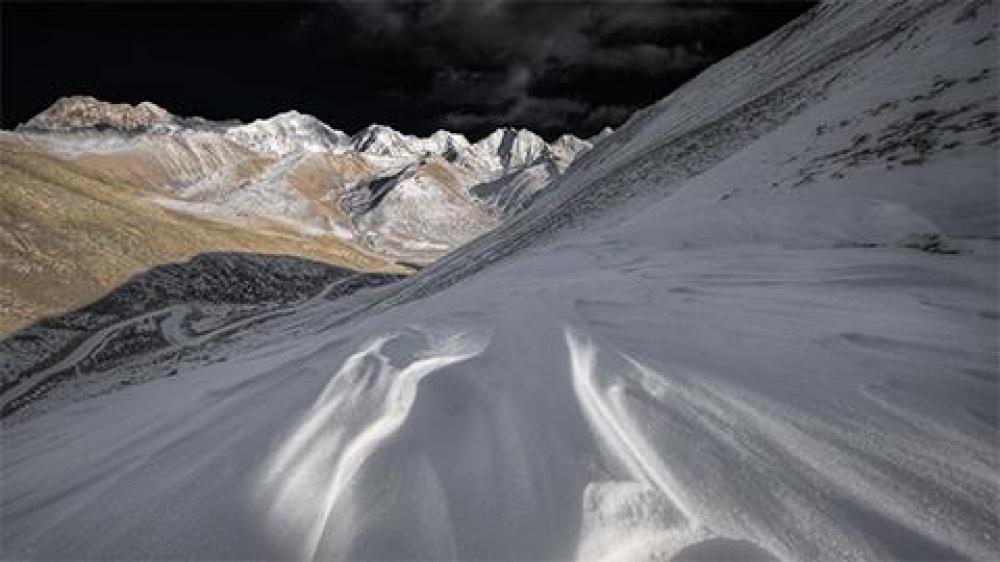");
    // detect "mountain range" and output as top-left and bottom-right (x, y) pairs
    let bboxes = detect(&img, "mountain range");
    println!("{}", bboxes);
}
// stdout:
(1, 98), (599, 332)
